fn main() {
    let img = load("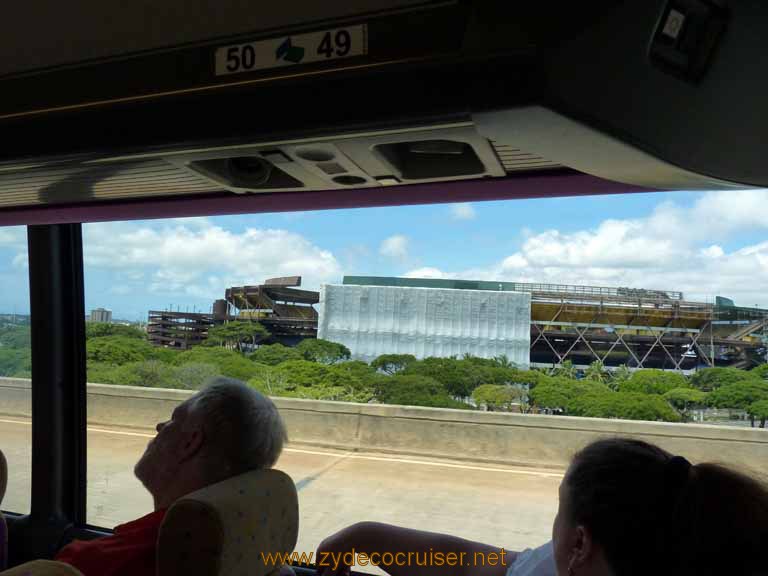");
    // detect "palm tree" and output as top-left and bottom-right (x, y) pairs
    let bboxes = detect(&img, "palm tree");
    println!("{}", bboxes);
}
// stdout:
(549, 360), (577, 379)
(585, 360), (607, 383)
(493, 354), (517, 369)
